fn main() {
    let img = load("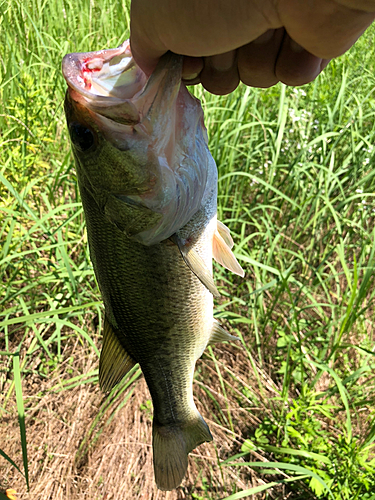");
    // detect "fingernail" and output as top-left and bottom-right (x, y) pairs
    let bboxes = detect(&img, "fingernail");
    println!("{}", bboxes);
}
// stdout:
(210, 51), (235, 72)
(183, 72), (199, 81)
(289, 39), (304, 53)
(252, 30), (274, 45)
